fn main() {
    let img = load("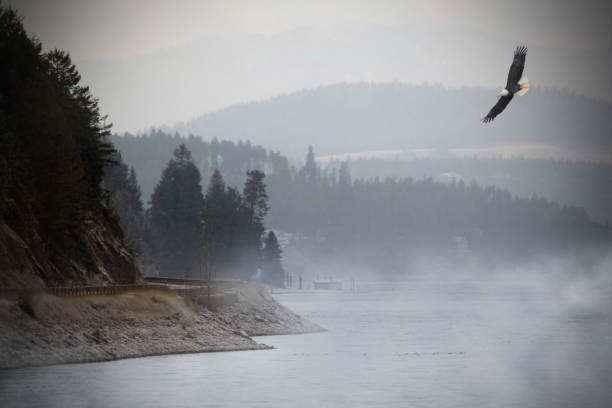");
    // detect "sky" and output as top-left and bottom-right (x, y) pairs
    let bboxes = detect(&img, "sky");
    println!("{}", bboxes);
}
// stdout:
(7, 0), (612, 133)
